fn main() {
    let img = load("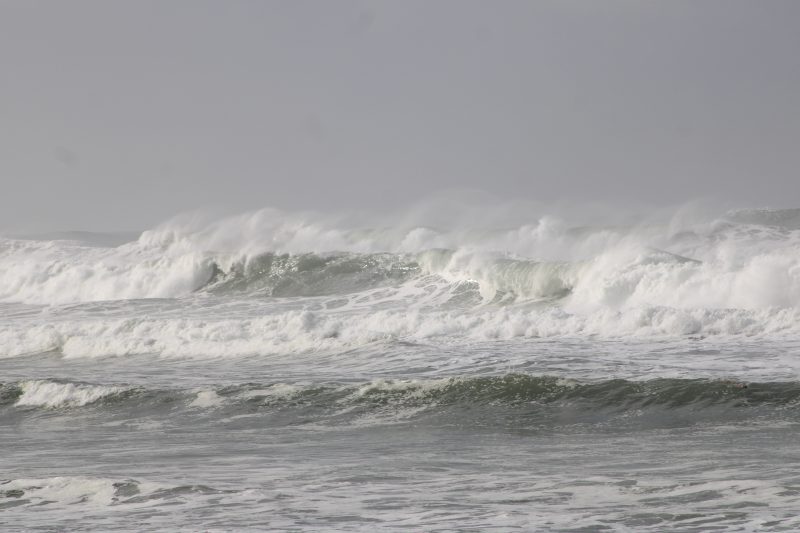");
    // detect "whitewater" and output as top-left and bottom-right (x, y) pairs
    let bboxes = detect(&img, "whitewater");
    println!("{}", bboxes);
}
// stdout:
(3, 204), (800, 531)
